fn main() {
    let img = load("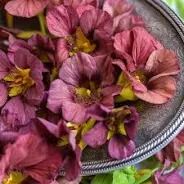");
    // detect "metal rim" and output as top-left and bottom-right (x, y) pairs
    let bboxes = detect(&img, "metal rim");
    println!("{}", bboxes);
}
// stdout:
(80, 0), (184, 175)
